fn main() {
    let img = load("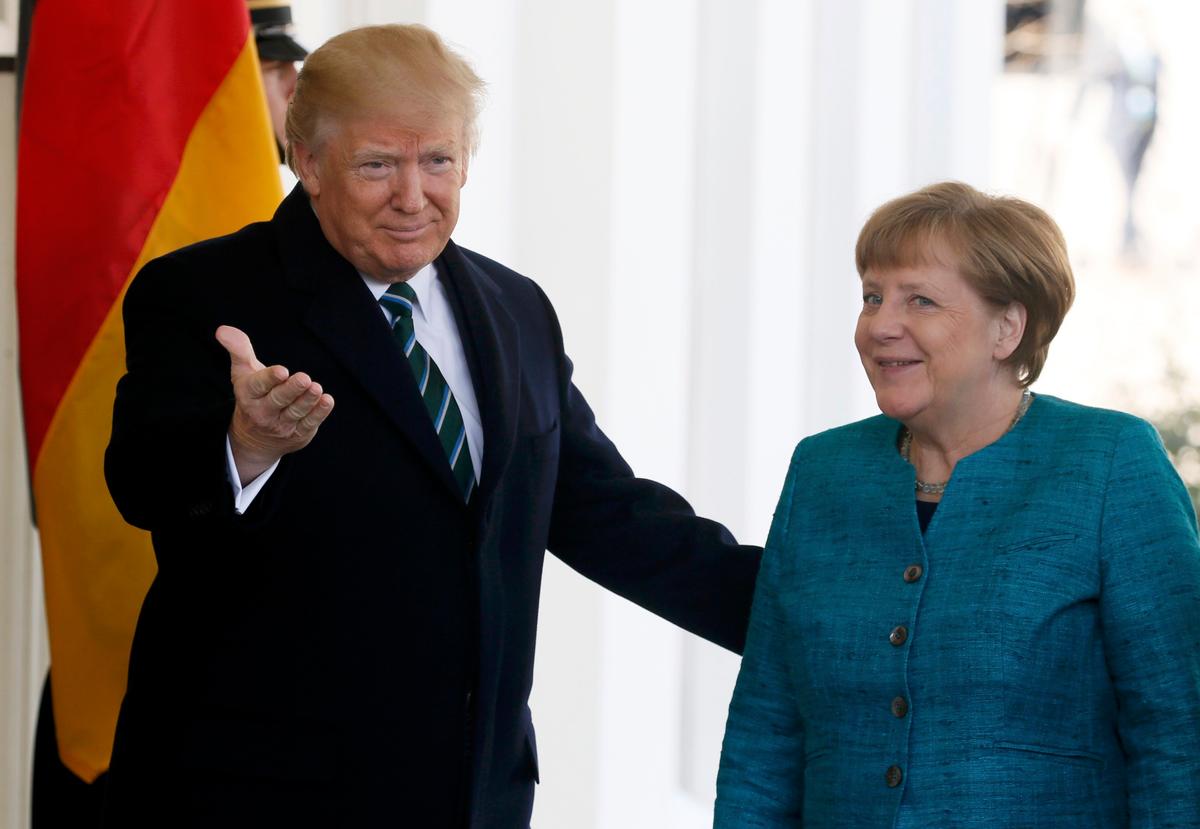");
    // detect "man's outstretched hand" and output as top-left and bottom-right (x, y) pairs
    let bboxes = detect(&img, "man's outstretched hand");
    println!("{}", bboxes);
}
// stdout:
(216, 325), (335, 485)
